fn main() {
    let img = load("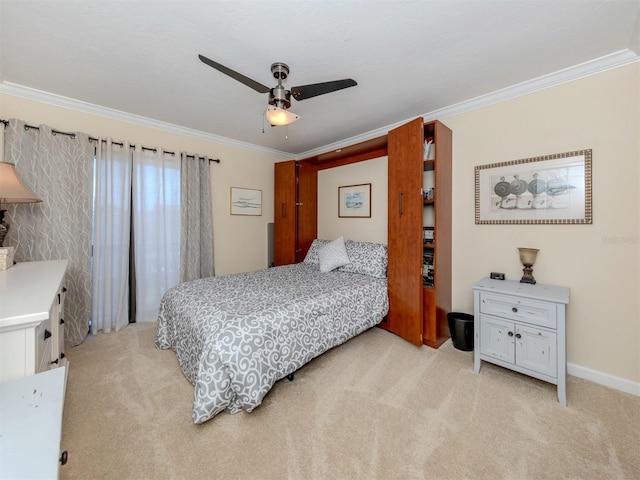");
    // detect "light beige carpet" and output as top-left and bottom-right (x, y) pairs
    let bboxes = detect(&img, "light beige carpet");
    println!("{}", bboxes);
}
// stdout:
(60, 323), (639, 480)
